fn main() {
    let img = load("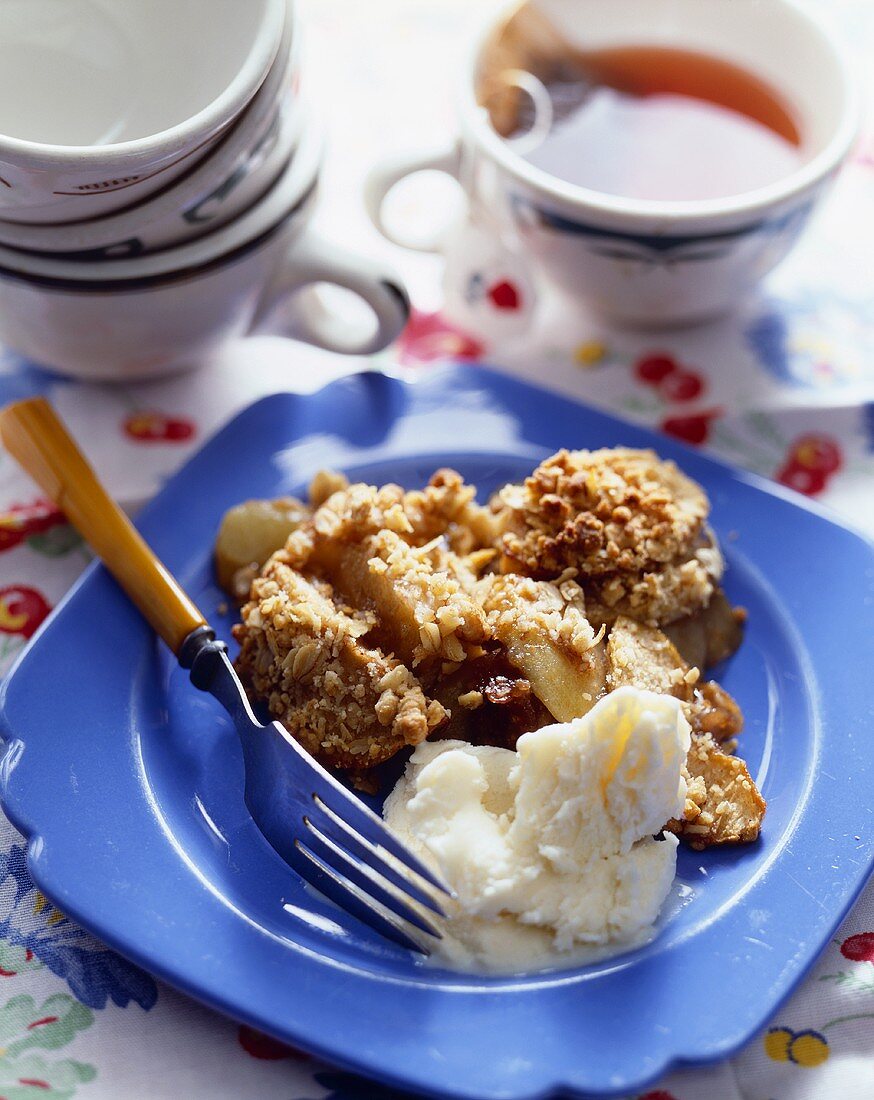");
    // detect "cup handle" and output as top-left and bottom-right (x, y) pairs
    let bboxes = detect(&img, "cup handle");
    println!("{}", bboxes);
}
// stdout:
(251, 224), (410, 355)
(364, 142), (462, 253)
